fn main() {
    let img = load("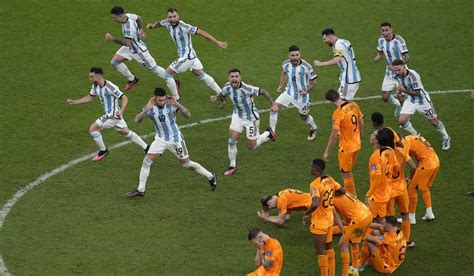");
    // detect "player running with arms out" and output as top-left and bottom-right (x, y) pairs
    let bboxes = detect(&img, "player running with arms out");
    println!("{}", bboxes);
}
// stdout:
(391, 59), (451, 150)
(126, 88), (217, 198)
(105, 6), (179, 96)
(374, 22), (410, 117)
(302, 159), (345, 276)
(146, 8), (227, 97)
(247, 228), (283, 276)
(66, 67), (148, 161)
(315, 28), (361, 101)
(358, 216), (407, 274)
(211, 68), (275, 176)
(270, 45), (319, 140)
(258, 189), (312, 225)
(323, 89), (364, 197)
